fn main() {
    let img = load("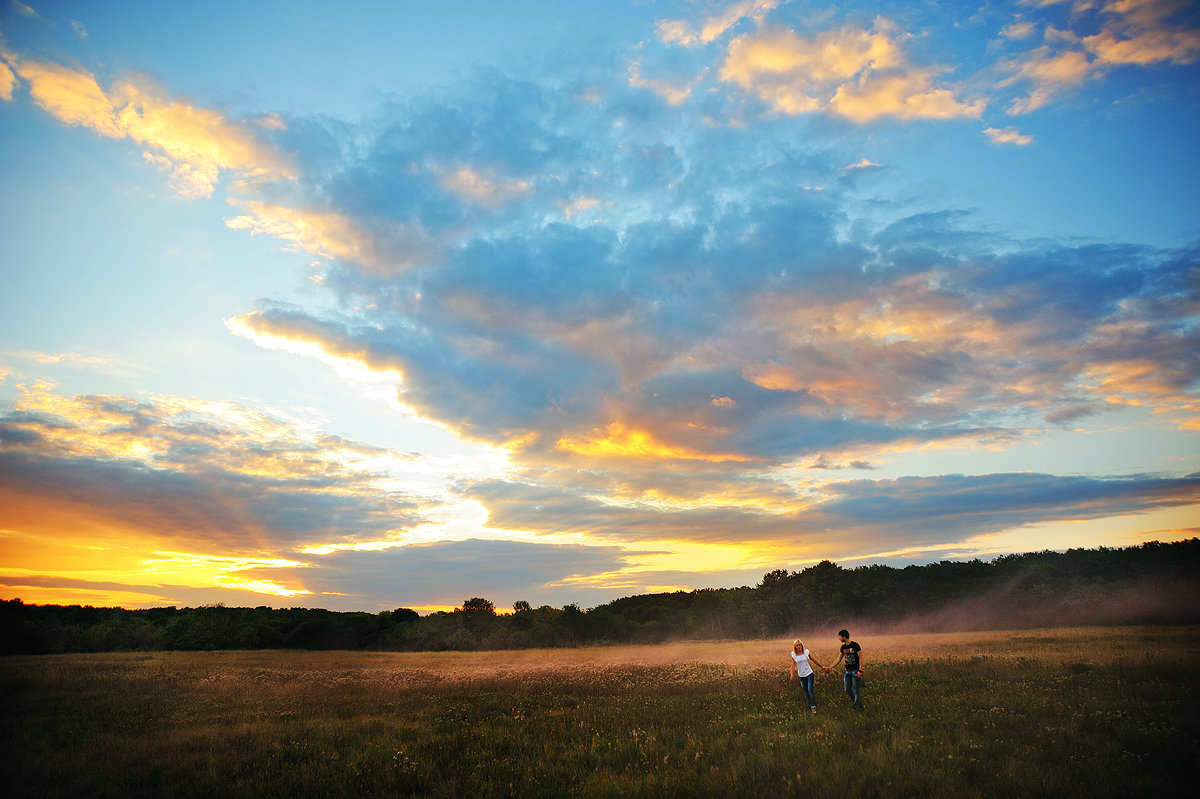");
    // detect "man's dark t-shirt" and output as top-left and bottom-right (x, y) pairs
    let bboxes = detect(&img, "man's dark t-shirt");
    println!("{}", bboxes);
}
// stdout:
(840, 641), (861, 671)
